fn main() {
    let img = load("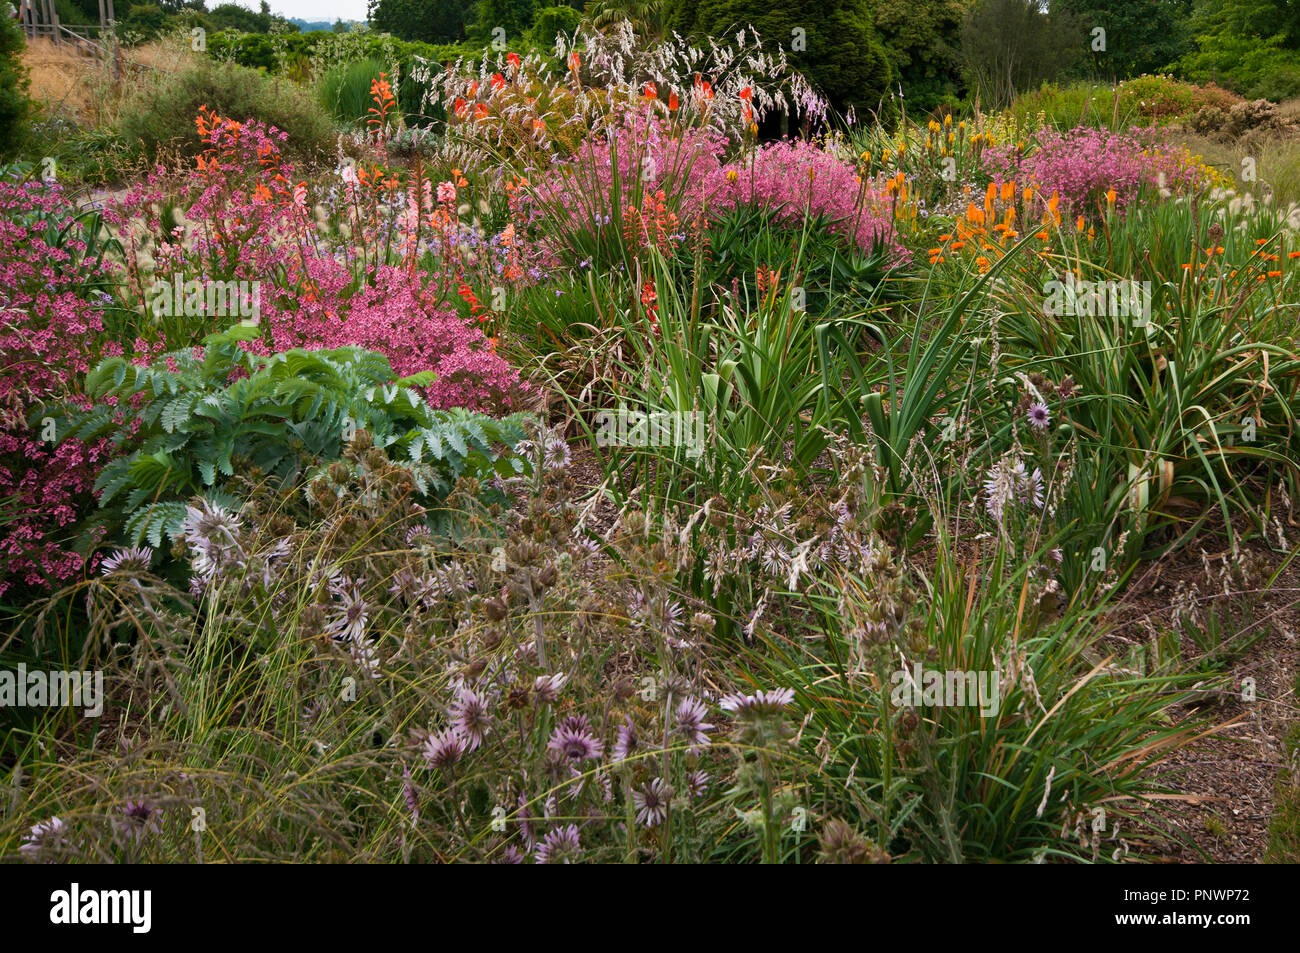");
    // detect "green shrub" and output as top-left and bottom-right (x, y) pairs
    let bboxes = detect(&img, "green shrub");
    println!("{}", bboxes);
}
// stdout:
(1249, 66), (1300, 103)
(318, 57), (390, 127)
(0, 13), (32, 161)
(527, 5), (582, 49)
(117, 59), (336, 163)
(55, 324), (529, 548)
